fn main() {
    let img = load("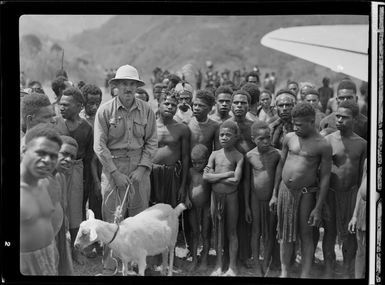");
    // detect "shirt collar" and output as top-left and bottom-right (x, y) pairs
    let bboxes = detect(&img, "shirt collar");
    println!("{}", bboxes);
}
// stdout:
(116, 96), (142, 112)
